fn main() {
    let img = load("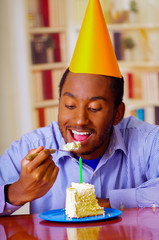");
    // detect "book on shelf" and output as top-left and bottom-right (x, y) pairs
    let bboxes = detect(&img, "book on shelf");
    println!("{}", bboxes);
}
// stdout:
(126, 106), (159, 125)
(123, 72), (142, 100)
(127, 73), (133, 99)
(48, 0), (57, 27)
(51, 69), (63, 99)
(32, 69), (65, 102)
(155, 107), (159, 125)
(114, 32), (123, 60)
(53, 33), (61, 62)
(32, 71), (43, 102)
(37, 108), (45, 127)
(28, 0), (66, 28)
(74, 0), (88, 26)
(132, 72), (142, 99)
(45, 106), (58, 125)
(59, 32), (67, 62)
(40, 0), (49, 26)
(110, 32), (136, 61)
(136, 108), (144, 121)
(36, 106), (58, 127)
(31, 35), (47, 64)
(144, 107), (155, 125)
(142, 72), (159, 102)
(42, 70), (53, 100)
(48, 0), (66, 27)
(27, 0), (43, 27)
(108, 32), (124, 61)
(123, 71), (159, 102)
(30, 33), (66, 64)
(127, 108), (144, 122)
